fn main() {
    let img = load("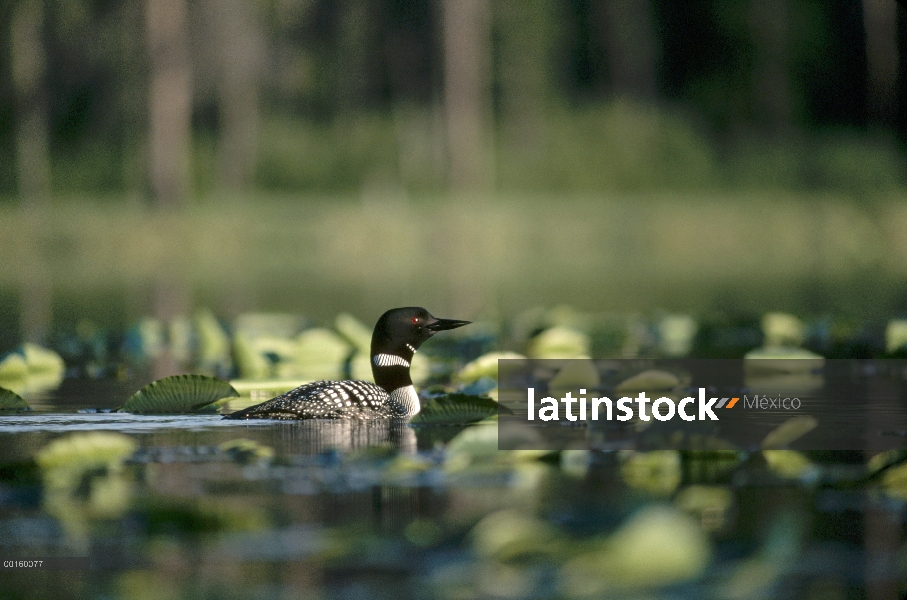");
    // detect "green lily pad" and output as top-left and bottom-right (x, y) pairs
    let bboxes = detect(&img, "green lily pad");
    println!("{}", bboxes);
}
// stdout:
(411, 393), (511, 425)
(455, 351), (526, 384)
(0, 386), (30, 411)
(289, 328), (350, 380)
(194, 309), (231, 370)
(0, 353), (28, 381)
(761, 415), (818, 449)
(335, 313), (372, 353)
(527, 327), (591, 359)
(119, 375), (239, 414)
(229, 378), (310, 397)
(22, 343), (65, 375)
(232, 333), (271, 379)
(762, 312), (806, 347)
